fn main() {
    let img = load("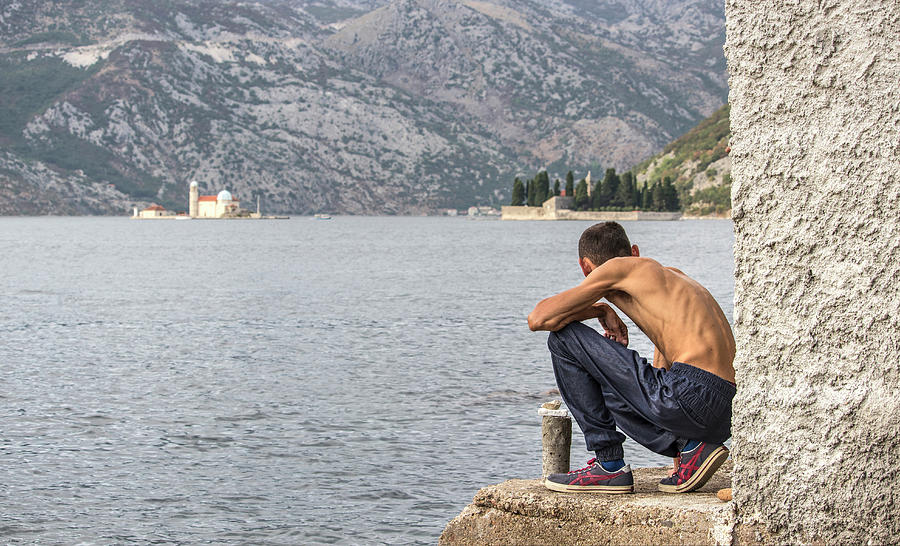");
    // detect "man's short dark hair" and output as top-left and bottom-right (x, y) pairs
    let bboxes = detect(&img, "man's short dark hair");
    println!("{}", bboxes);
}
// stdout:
(578, 222), (632, 265)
